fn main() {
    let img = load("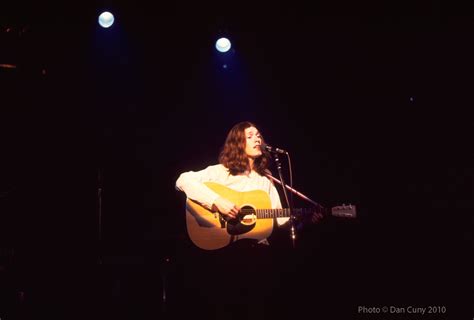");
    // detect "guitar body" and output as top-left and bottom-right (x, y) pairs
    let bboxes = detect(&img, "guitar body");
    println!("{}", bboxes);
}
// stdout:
(186, 182), (274, 250)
